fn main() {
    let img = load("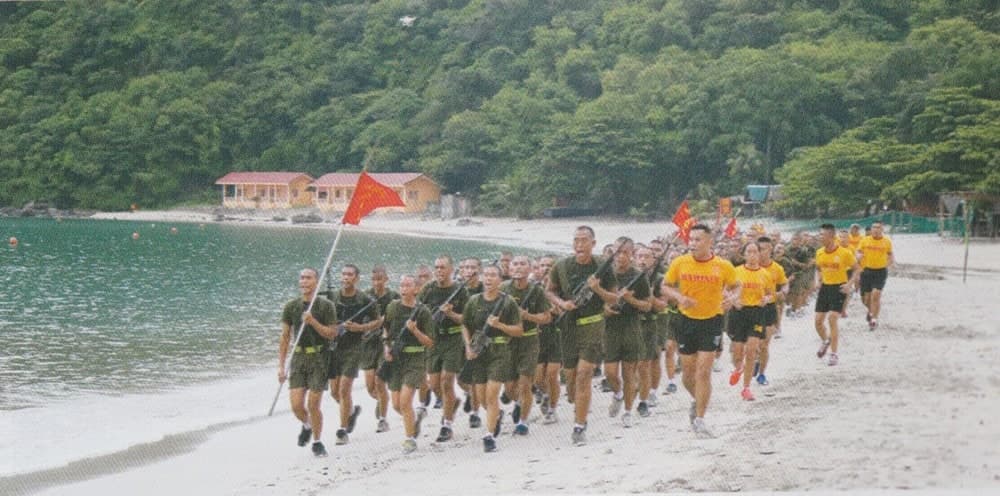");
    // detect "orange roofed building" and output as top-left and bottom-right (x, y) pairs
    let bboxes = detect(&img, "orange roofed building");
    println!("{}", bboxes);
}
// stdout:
(215, 172), (314, 208)
(311, 172), (441, 214)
